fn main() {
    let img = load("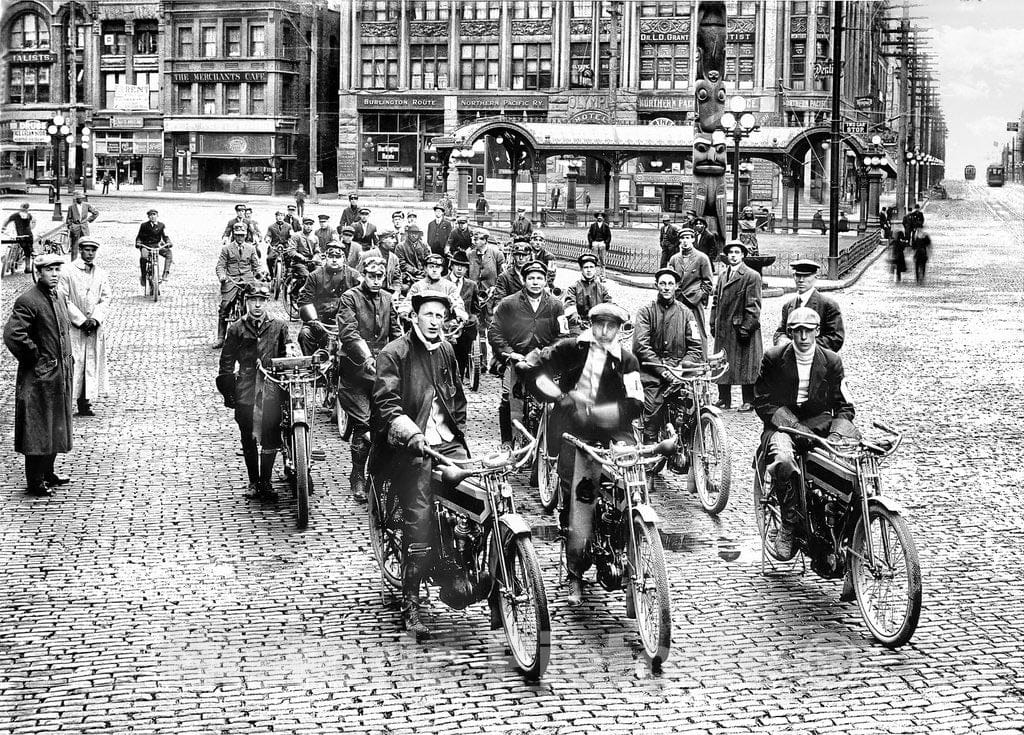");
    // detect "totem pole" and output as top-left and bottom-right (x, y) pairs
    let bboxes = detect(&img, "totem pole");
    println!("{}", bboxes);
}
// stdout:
(693, 2), (728, 246)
